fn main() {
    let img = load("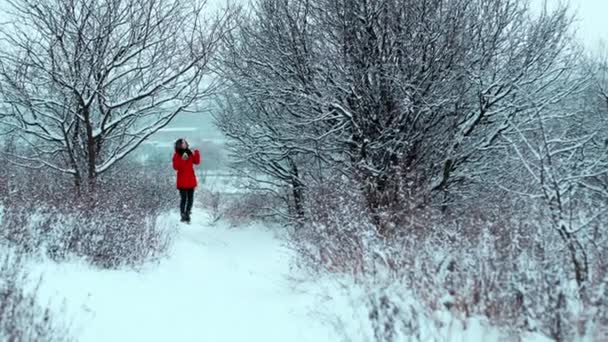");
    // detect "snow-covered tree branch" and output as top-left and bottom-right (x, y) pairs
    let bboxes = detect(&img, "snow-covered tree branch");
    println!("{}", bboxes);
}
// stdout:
(0, 0), (234, 186)
(216, 0), (580, 230)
